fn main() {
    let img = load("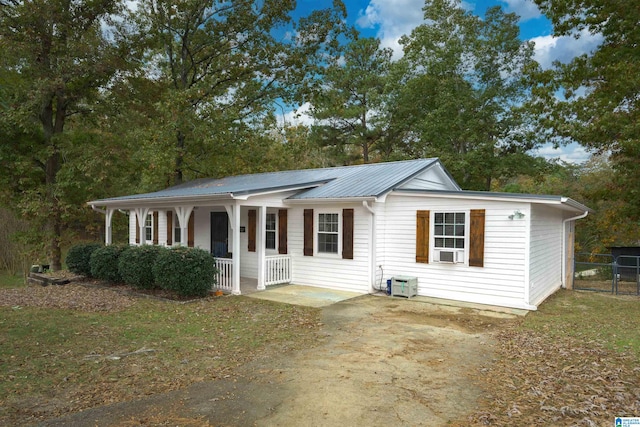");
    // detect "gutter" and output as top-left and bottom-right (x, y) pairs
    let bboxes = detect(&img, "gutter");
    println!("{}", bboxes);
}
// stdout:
(562, 210), (589, 289)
